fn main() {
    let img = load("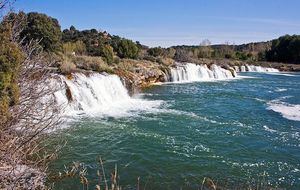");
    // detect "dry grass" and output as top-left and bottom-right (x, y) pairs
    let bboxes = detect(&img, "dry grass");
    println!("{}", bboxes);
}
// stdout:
(49, 156), (280, 190)
(70, 55), (114, 74)
(51, 157), (121, 190)
(118, 59), (136, 72)
(60, 56), (77, 74)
